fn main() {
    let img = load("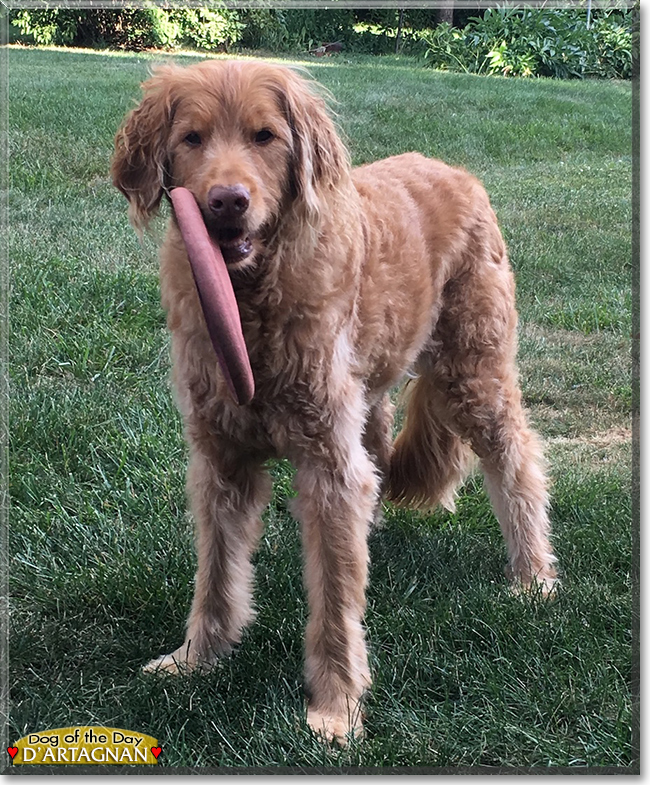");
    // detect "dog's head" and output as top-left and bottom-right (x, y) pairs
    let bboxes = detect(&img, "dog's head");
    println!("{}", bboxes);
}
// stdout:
(111, 59), (349, 268)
